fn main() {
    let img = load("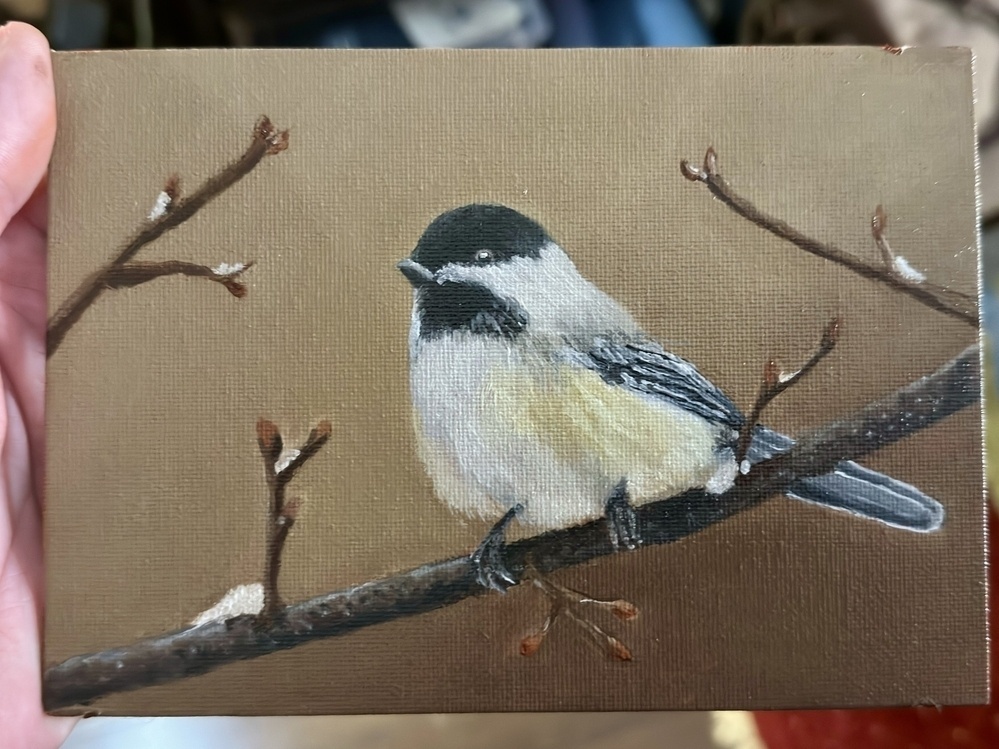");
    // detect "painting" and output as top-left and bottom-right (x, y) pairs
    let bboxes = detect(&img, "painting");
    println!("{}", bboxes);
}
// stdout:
(44, 48), (985, 716)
